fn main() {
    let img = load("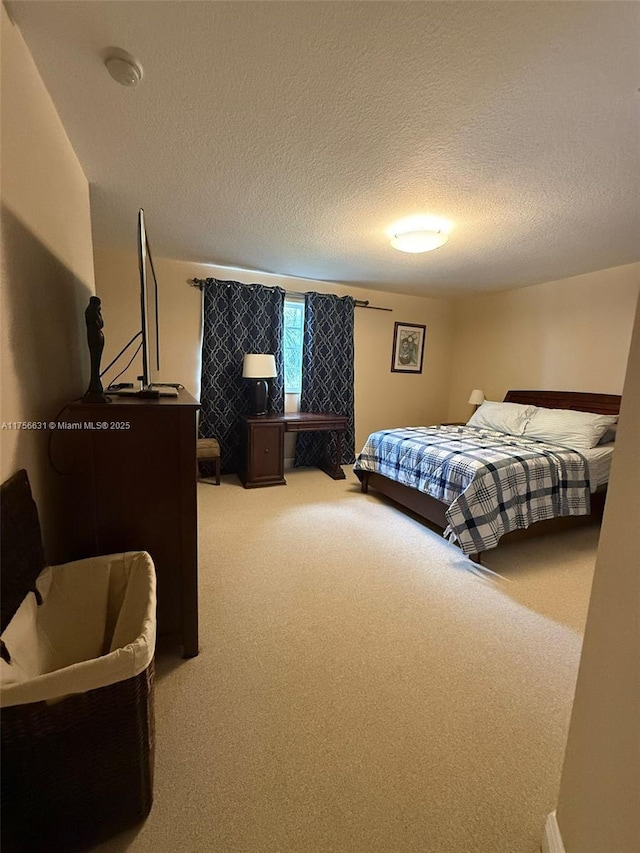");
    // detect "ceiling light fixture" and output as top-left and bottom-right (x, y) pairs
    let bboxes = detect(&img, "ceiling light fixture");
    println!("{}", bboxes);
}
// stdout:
(391, 229), (448, 253)
(388, 215), (452, 254)
(104, 48), (143, 87)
